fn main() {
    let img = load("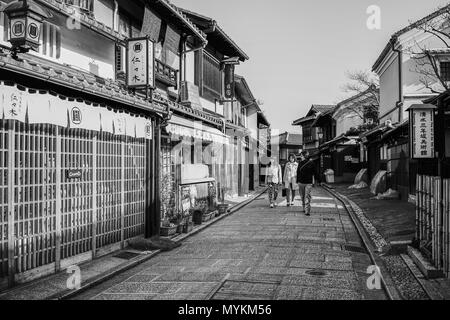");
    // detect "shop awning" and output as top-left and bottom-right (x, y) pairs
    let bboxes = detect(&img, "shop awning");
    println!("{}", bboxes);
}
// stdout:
(167, 115), (228, 145)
